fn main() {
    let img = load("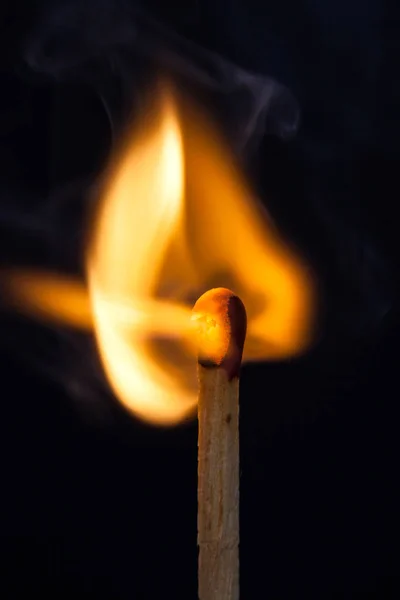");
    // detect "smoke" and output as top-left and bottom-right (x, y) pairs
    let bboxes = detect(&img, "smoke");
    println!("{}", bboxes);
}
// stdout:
(0, 178), (102, 420)
(23, 0), (300, 150)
